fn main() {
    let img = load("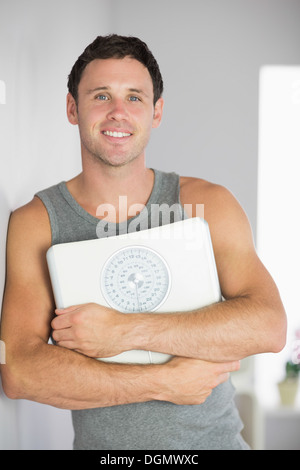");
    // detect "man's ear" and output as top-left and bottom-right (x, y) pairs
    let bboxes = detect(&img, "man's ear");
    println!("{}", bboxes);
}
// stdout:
(66, 93), (79, 125)
(152, 97), (164, 129)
